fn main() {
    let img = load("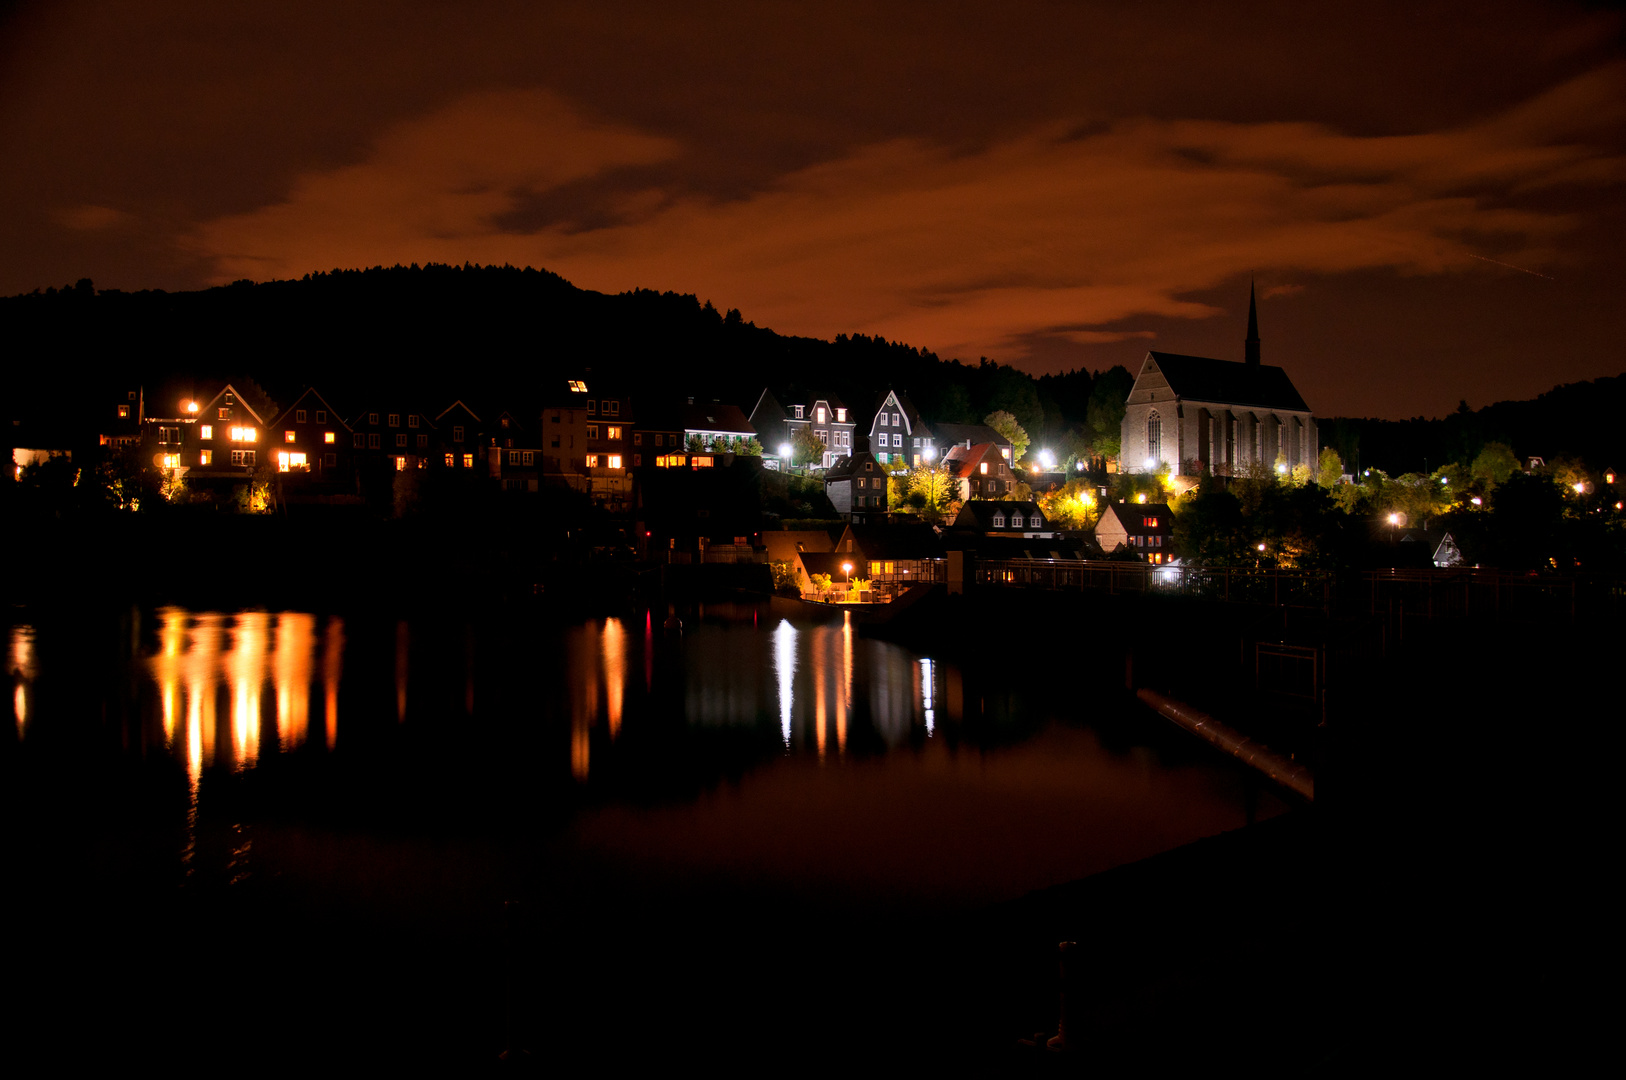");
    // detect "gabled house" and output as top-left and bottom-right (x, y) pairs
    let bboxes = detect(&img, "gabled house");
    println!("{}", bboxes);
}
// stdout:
(942, 442), (1018, 500)
(182, 382), (274, 477)
(824, 450), (886, 523)
(868, 389), (935, 468)
(934, 423), (1013, 465)
(435, 400), (484, 475)
(638, 400), (757, 469)
(348, 405), (436, 473)
(752, 389), (854, 468)
(1121, 285), (1316, 482)
(99, 385), (143, 450)
(583, 389), (635, 508)
(1095, 501), (1175, 563)
(952, 500), (1054, 539)
(270, 387), (353, 482)
(761, 529), (838, 596)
